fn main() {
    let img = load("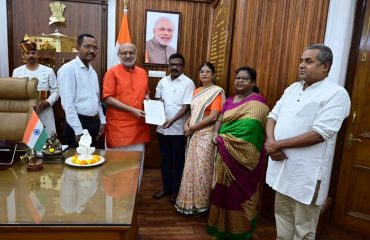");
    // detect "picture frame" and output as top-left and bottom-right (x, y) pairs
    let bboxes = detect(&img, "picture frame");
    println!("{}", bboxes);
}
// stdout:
(144, 9), (181, 66)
